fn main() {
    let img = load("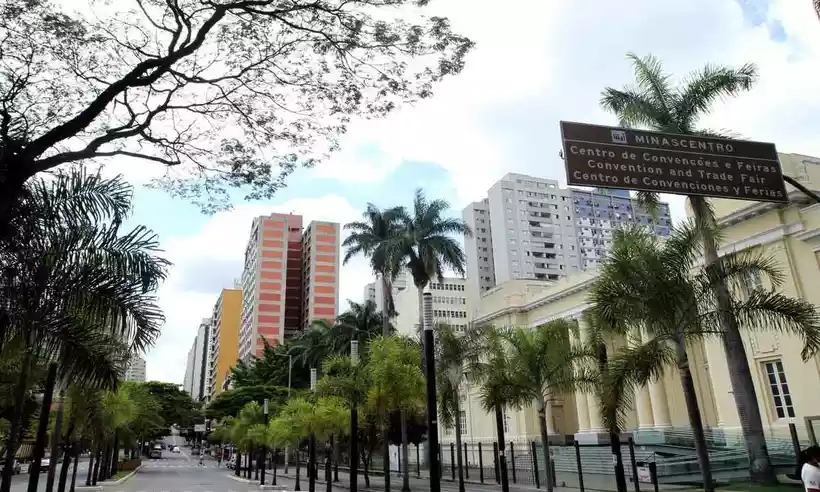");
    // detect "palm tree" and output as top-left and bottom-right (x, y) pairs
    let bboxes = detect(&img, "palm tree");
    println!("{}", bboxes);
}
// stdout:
(288, 323), (334, 371)
(343, 204), (407, 334)
(435, 324), (486, 492)
(468, 327), (521, 492)
(600, 52), (784, 482)
(0, 169), (167, 492)
(394, 189), (472, 332)
(330, 301), (388, 354)
(502, 321), (590, 492)
(589, 221), (820, 491)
